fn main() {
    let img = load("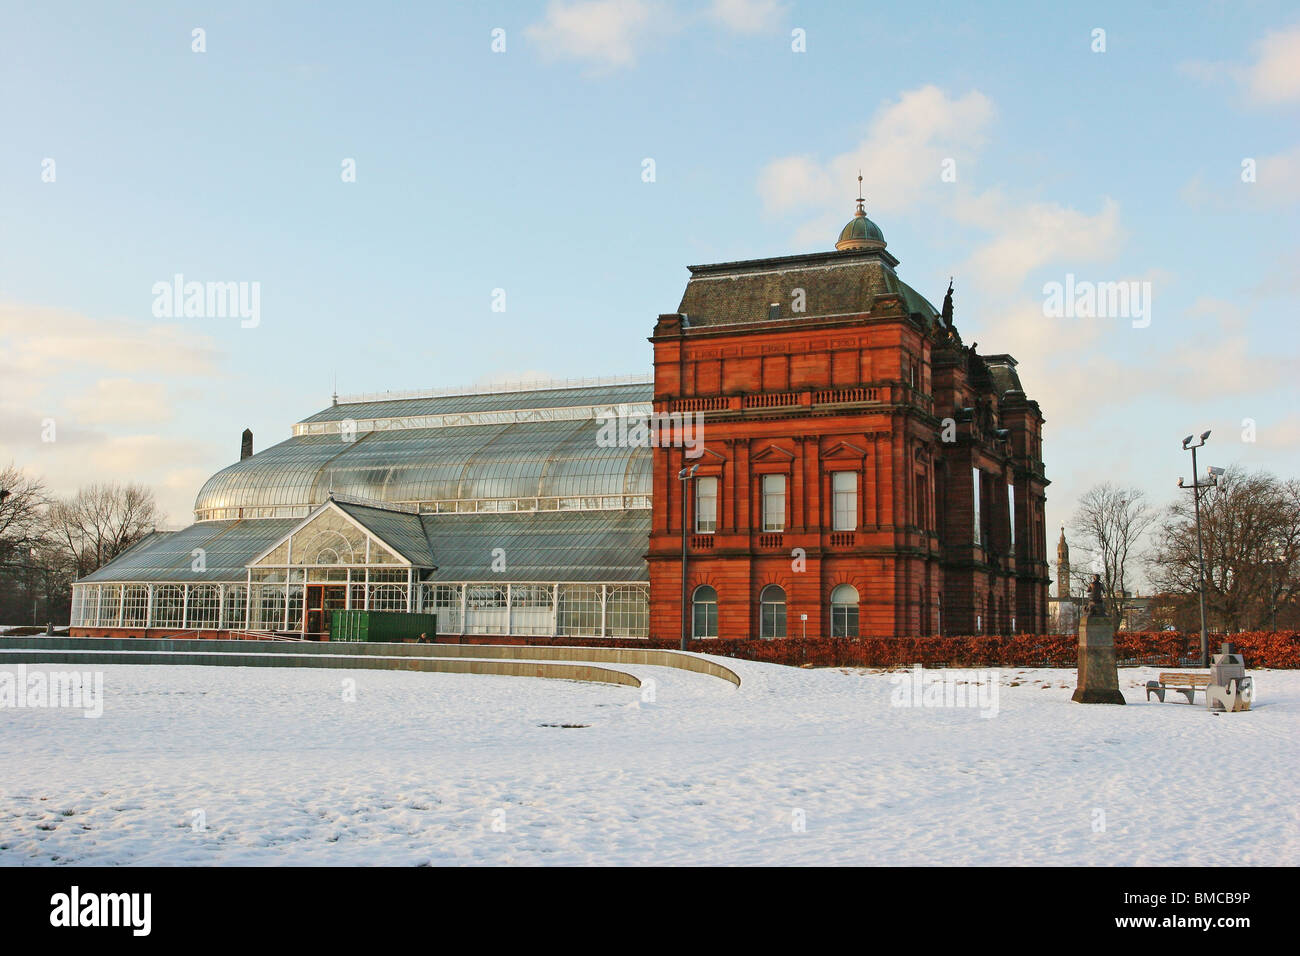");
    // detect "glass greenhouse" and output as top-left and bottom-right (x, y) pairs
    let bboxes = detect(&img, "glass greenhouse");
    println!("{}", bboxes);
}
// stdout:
(71, 378), (653, 638)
